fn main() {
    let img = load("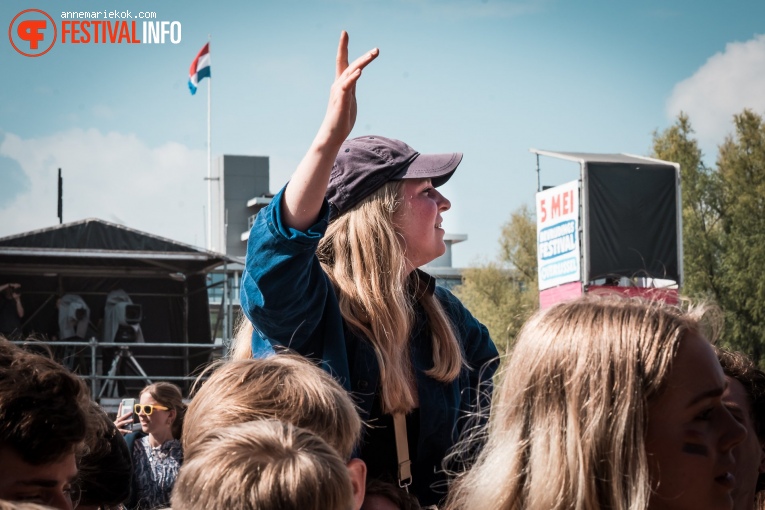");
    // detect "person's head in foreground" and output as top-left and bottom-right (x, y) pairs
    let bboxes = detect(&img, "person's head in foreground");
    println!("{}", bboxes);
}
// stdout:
(0, 338), (91, 510)
(360, 478), (422, 510)
(717, 348), (765, 510)
(75, 402), (131, 510)
(171, 420), (355, 510)
(183, 354), (366, 506)
(445, 296), (746, 510)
